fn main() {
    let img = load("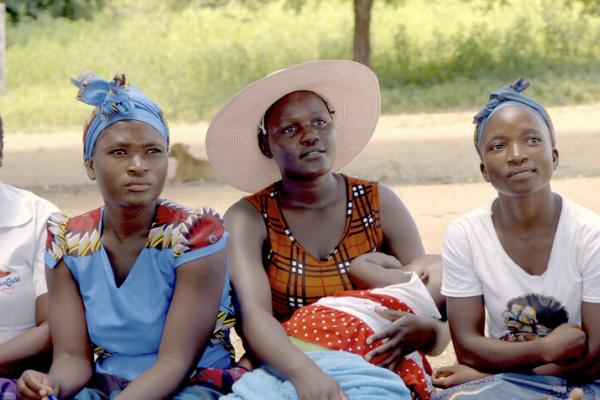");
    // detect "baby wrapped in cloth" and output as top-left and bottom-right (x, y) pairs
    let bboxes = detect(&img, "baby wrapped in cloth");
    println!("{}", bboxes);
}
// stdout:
(225, 270), (442, 400)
